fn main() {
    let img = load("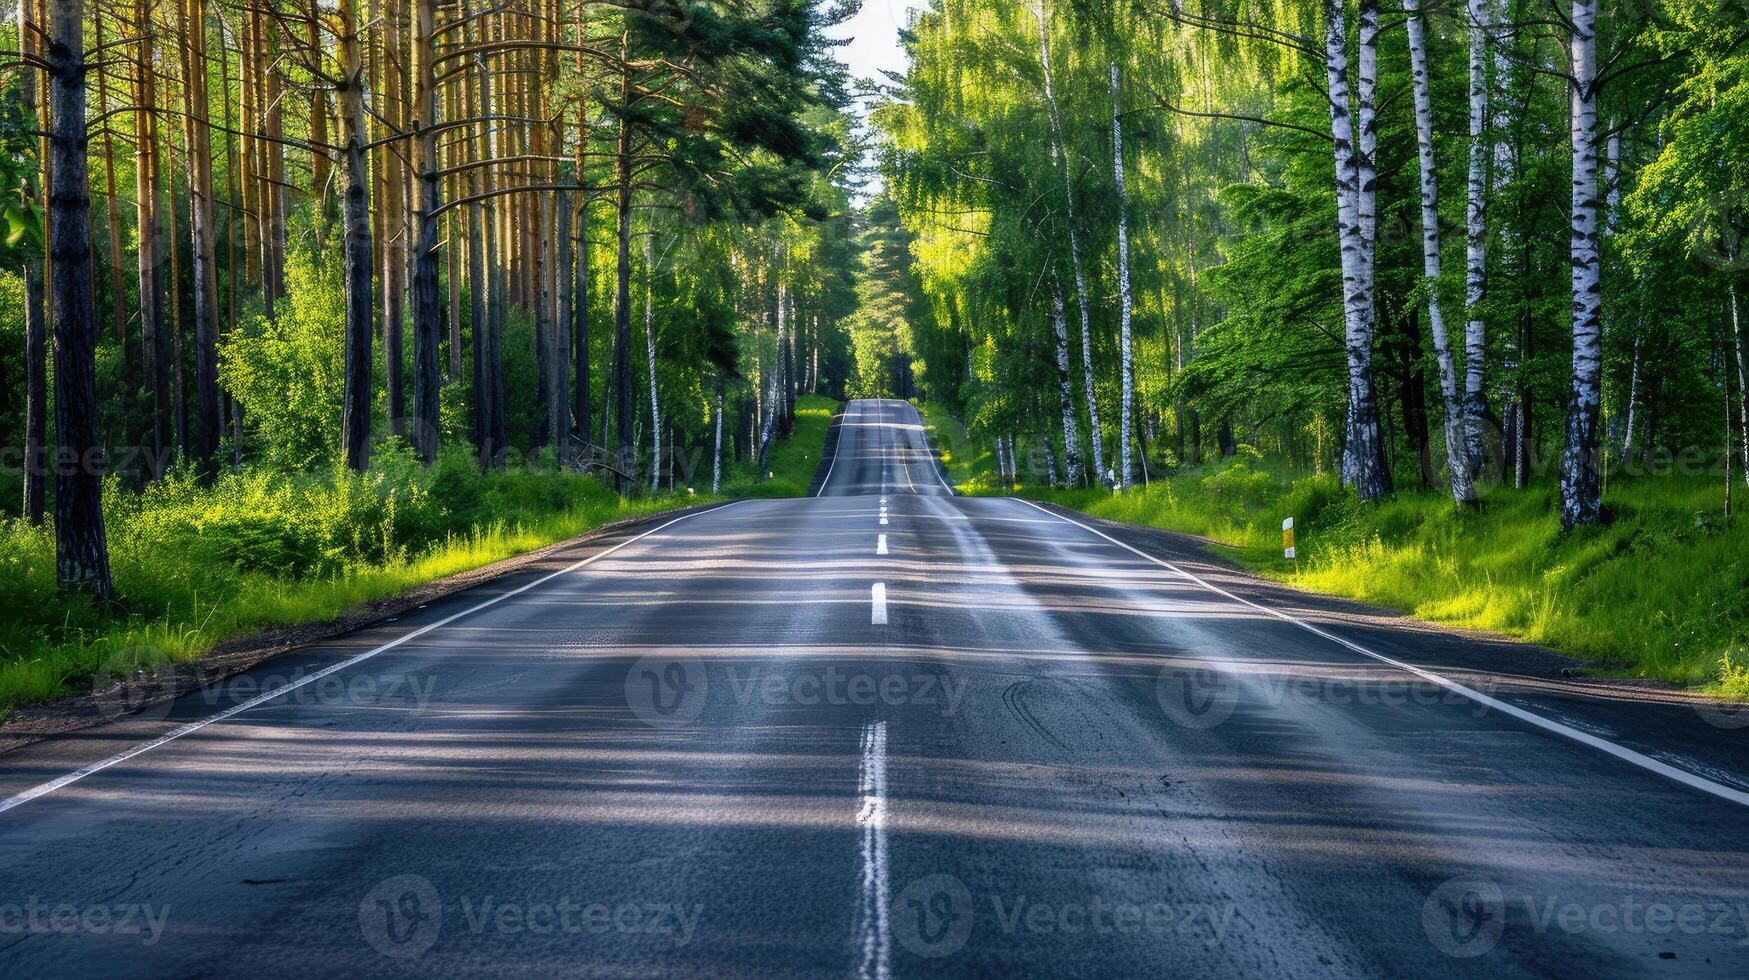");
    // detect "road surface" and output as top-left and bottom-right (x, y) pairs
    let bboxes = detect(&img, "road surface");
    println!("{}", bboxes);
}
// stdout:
(2, 399), (1747, 977)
